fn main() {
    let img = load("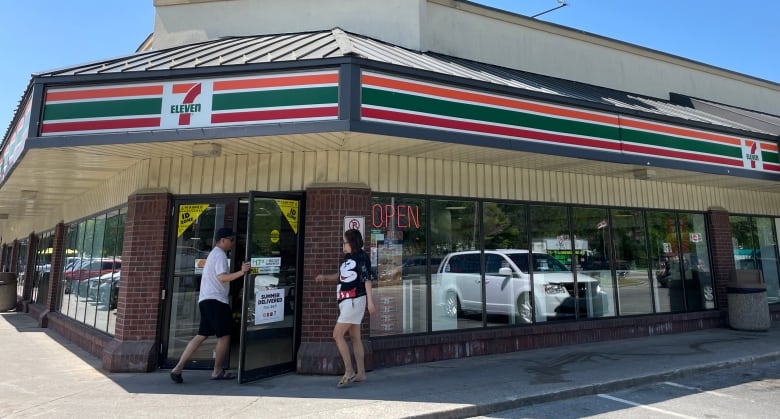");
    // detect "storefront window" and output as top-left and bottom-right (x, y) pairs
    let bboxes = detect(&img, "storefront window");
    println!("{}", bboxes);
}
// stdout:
(431, 199), (479, 331)
(58, 208), (125, 335)
(15, 240), (28, 297)
(32, 231), (55, 305)
(529, 205), (578, 322)
(368, 197), (428, 336)
(571, 207), (616, 319)
(731, 215), (779, 304)
(678, 213), (714, 310)
(611, 209), (652, 315)
(647, 211), (680, 312)
(482, 202), (530, 325)
(366, 196), (715, 337)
